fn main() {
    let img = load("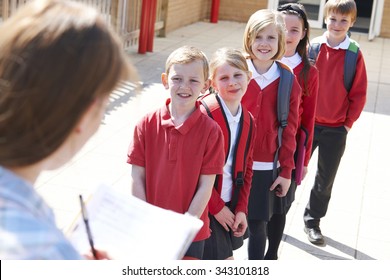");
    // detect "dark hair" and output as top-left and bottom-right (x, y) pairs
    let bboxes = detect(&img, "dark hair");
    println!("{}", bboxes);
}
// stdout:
(278, 3), (311, 96)
(0, 0), (136, 167)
